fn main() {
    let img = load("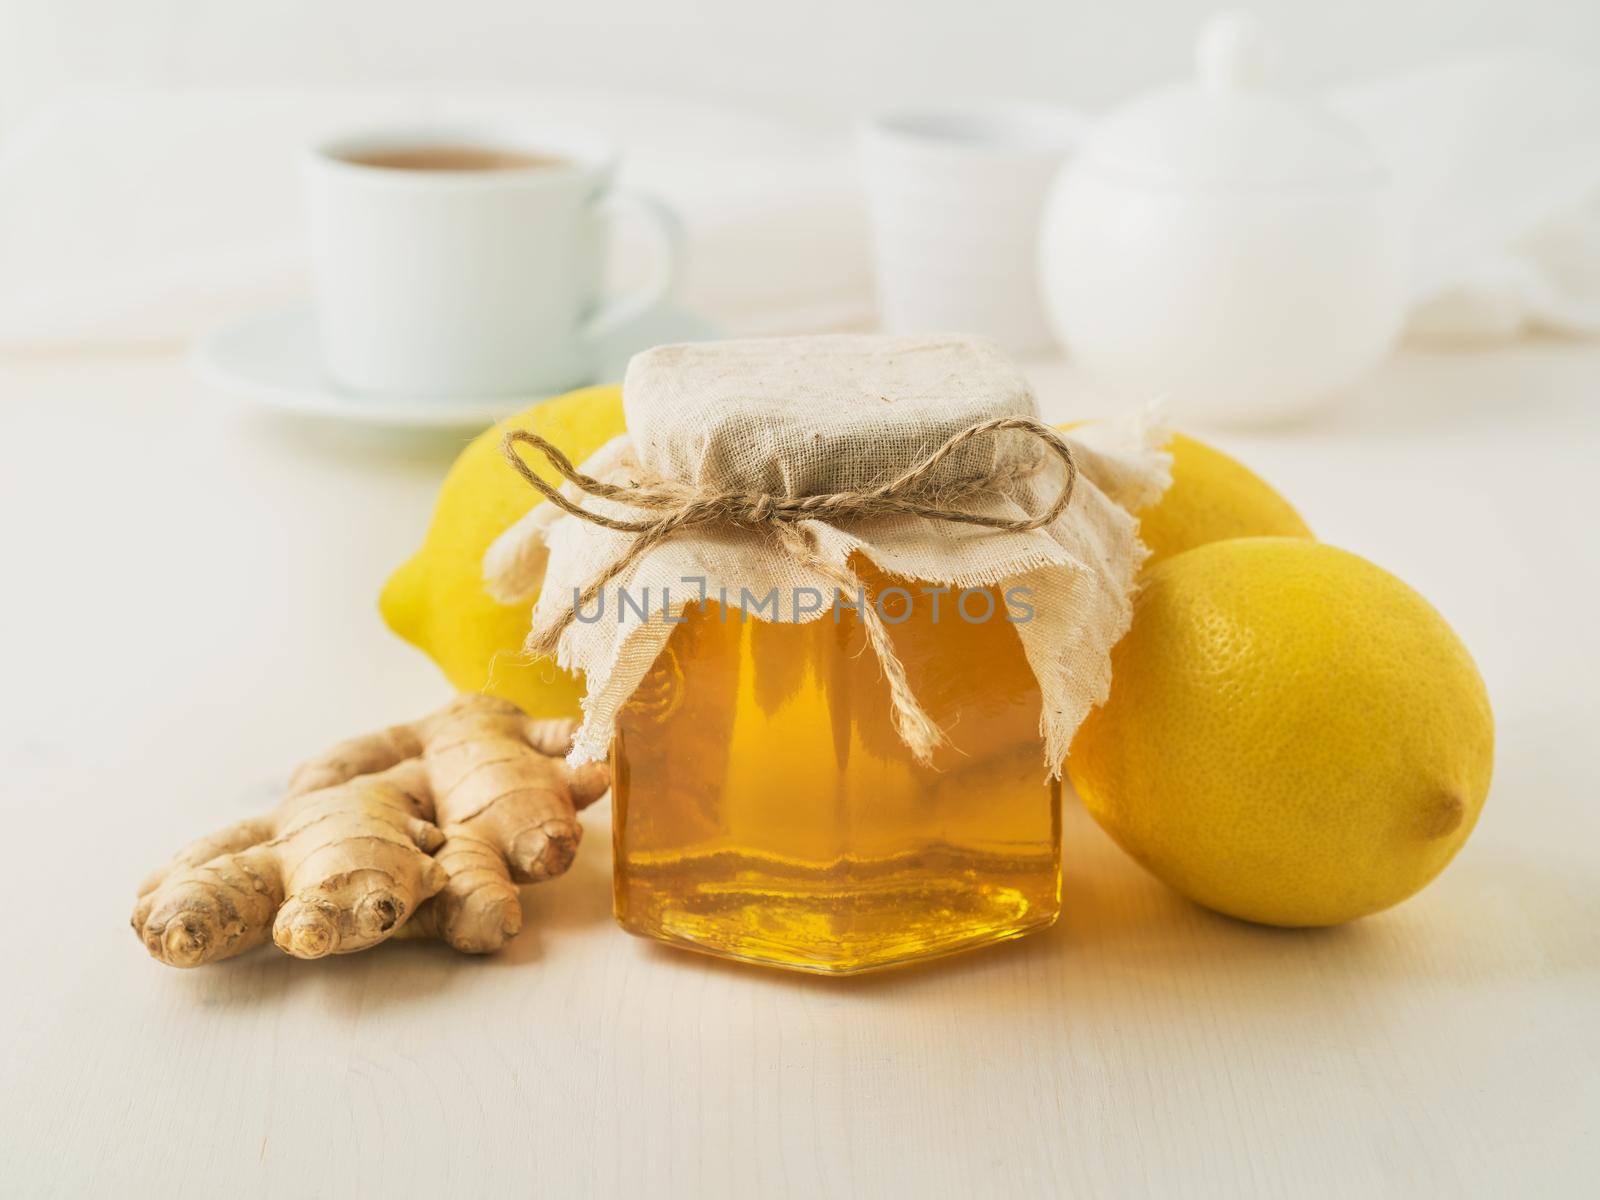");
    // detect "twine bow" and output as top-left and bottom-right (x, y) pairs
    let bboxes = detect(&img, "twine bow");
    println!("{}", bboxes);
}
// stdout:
(502, 415), (1078, 764)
